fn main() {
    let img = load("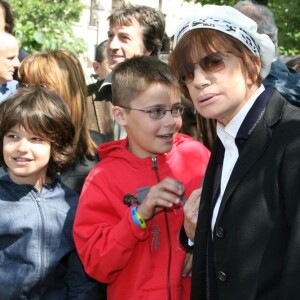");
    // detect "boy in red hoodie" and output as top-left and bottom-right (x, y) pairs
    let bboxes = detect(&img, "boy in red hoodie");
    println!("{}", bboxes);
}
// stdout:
(73, 56), (210, 300)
